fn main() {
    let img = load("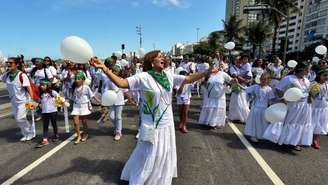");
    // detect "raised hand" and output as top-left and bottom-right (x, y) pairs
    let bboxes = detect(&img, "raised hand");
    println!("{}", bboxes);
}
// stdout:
(89, 57), (105, 69)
